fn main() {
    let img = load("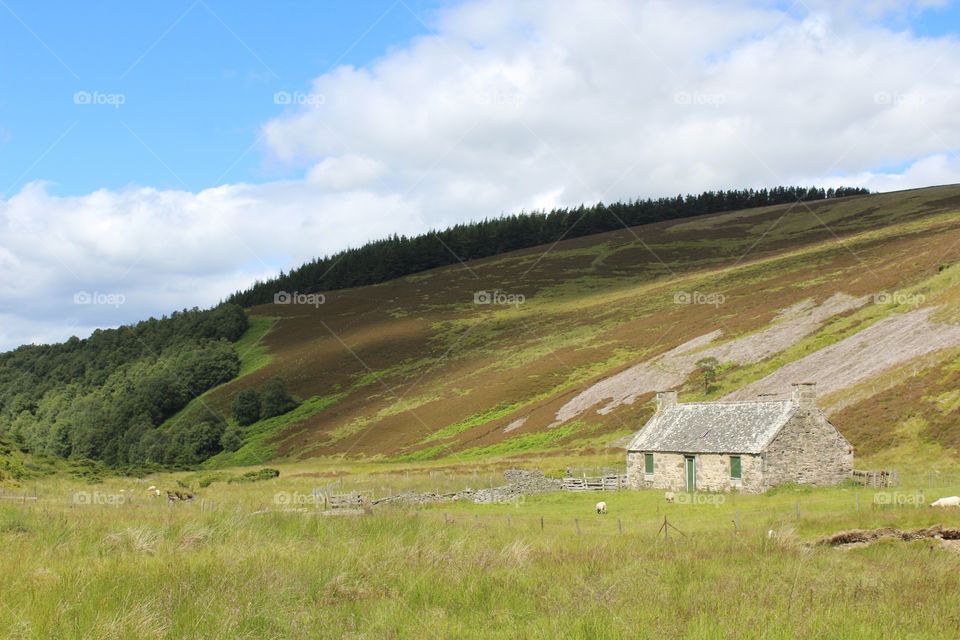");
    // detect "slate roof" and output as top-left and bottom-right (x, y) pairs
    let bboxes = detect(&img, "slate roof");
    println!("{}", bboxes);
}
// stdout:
(626, 400), (796, 454)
